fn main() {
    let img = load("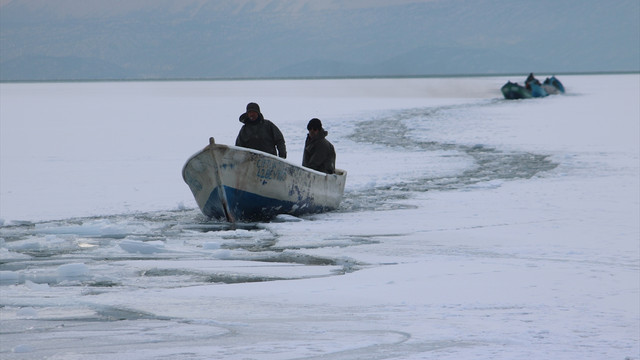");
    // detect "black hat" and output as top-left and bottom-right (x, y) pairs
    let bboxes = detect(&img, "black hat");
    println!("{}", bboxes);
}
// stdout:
(307, 118), (322, 130)
(246, 102), (260, 113)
